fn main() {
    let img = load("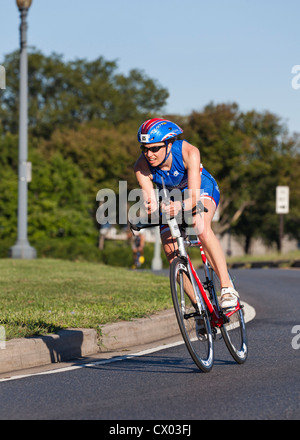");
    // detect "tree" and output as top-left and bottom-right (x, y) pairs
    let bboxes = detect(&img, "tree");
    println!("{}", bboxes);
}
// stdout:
(0, 49), (169, 138)
(184, 103), (300, 252)
(37, 120), (138, 196)
(0, 130), (19, 249)
(0, 127), (96, 256)
(0, 48), (169, 258)
(186, 103), (253, 231)
(235, 111), (300, 251)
